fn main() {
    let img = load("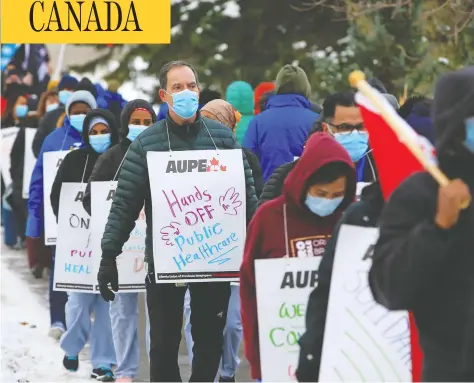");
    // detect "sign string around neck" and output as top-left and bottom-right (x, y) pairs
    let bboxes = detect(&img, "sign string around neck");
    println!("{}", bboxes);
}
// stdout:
(283, 203), (289, 258)
(165, 119), (219, 157)
(80, 154), (89, 190)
